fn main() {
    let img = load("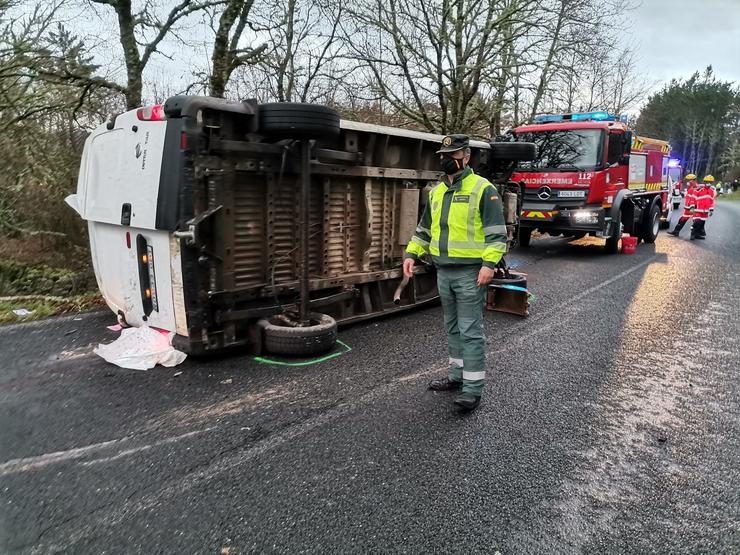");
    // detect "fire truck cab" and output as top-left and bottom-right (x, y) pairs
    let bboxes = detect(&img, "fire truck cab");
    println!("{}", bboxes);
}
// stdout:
(511, 111), (672, 253)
